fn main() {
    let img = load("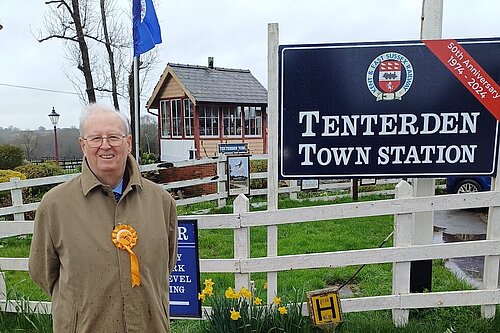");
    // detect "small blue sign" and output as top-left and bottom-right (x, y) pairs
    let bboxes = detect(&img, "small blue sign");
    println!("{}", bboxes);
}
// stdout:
(218, 143), (249, 154)
(169, 219), (201, 318)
